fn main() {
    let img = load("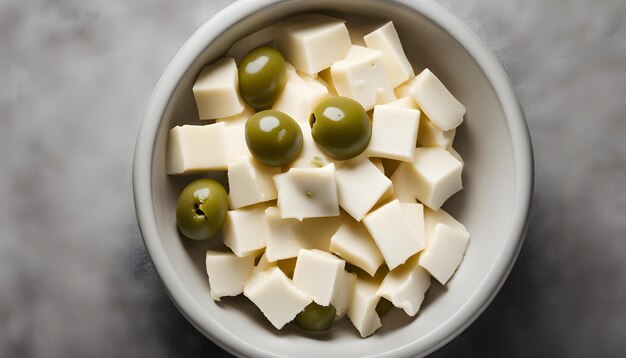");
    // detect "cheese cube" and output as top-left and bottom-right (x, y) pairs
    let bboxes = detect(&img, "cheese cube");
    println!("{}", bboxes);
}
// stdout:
(293, 249), (345, 305)
(347, 277), (382, 338)
(244, 267), (312, 329)
(272, 67), (329, 123)
(363, 22), (414, 87)
(424, 207), (468, 241)
(362, 200), (423, 269)
(330, 217), (384, 276)
(335, 158), (392, 221)
(221, 120), (251, 165)
(193, 58), (245, 119)
(419, 223), (470, 284)
(409, 147), (463, 210)
(223, 204), (268, 257)
(331, 271), (357, 318)
(400, 202), (426, 251)
(287, 121), (331, 169)
(166, 123), (228, 174)
(331, 45), (396, 111)
(448, 146), (464, 164)
(277, 14), (352, 75)
(216, 104), (255, 126)
(205, 251), (255, 301)
(418, 115), (456, 148)
(265, 207), (343, 261)
(389, 162), (418, 203)
(367, 104), (420, 162)
(274, 164), (339, 220)
(409, 68), (465, 131)
(376, 255), (430, 316)
(227, 156), (279, 209)
(387, 96), (418, 110)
